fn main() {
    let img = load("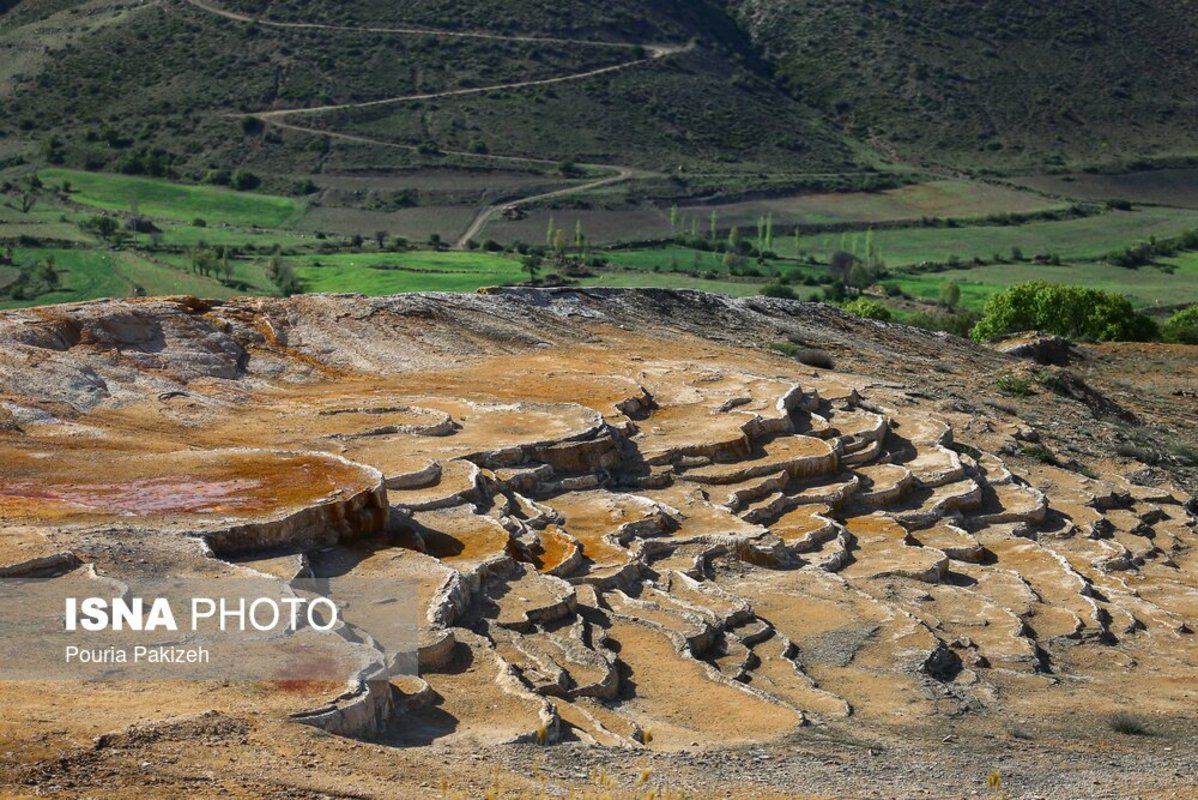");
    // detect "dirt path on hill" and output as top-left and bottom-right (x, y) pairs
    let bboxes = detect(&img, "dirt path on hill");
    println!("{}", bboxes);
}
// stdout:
(184, 0), (686, 246)
(186, 0), (652, 50)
